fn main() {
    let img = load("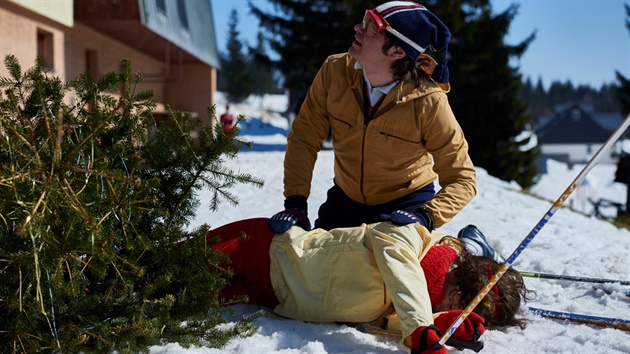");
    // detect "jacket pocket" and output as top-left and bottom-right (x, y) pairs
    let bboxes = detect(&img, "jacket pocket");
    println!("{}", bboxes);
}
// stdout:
(330, 114), (355, 129)
(369, 127), (426, 167)
(378, 130), (422, 144)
